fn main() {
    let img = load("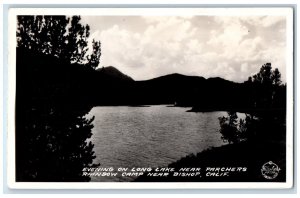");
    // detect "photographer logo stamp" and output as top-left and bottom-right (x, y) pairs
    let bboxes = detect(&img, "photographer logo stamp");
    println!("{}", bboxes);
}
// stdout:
(261, 161), (280, 179)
